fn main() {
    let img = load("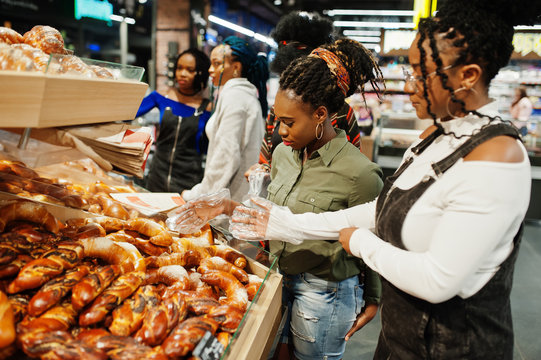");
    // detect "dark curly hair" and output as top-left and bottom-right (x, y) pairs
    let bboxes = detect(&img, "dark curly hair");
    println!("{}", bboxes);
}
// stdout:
(175, 48), (210, 94)
(279, 38), (383, 114)
(417, 0), (541, 130)
(270, 11), (335, 74)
